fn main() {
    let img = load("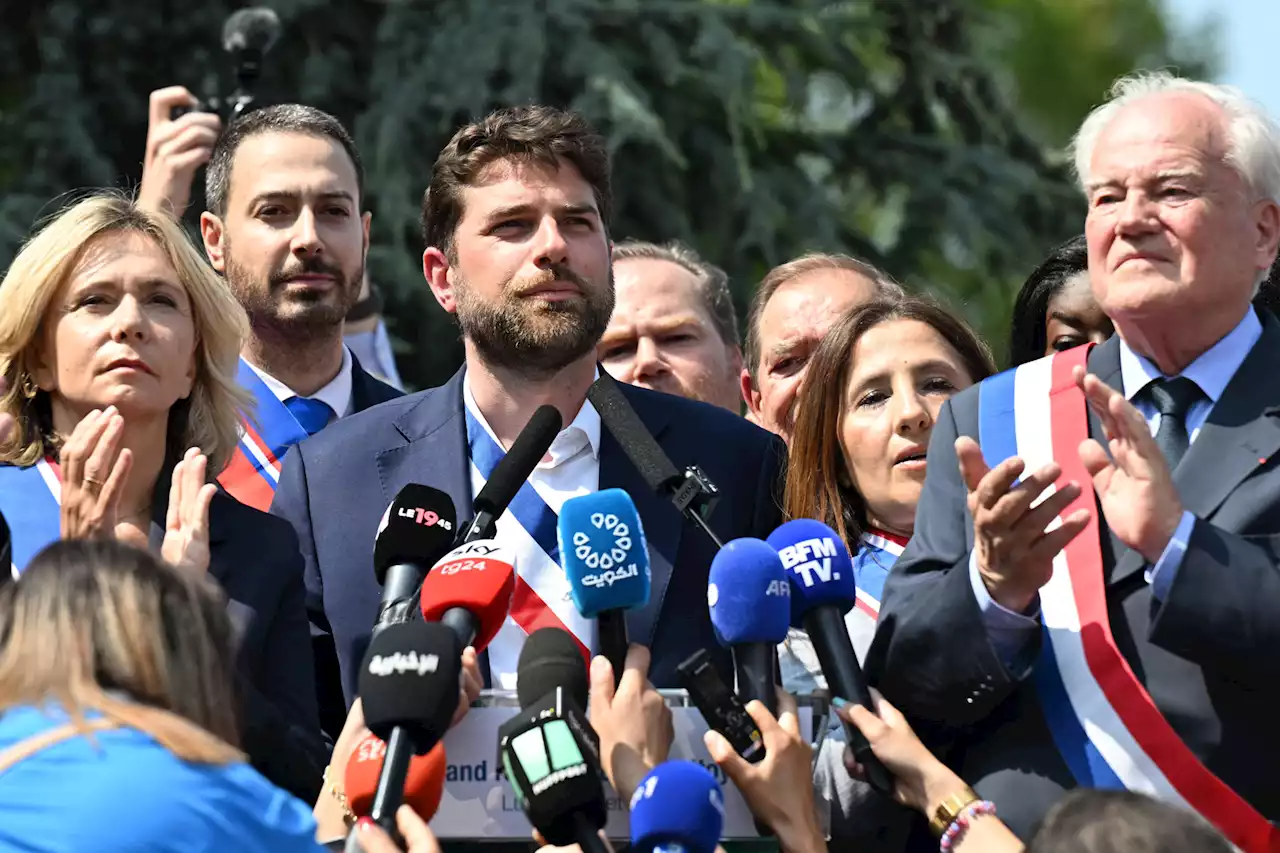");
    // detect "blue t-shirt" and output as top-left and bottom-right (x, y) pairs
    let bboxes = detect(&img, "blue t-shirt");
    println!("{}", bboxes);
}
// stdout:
(0, 705), (324, 853)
